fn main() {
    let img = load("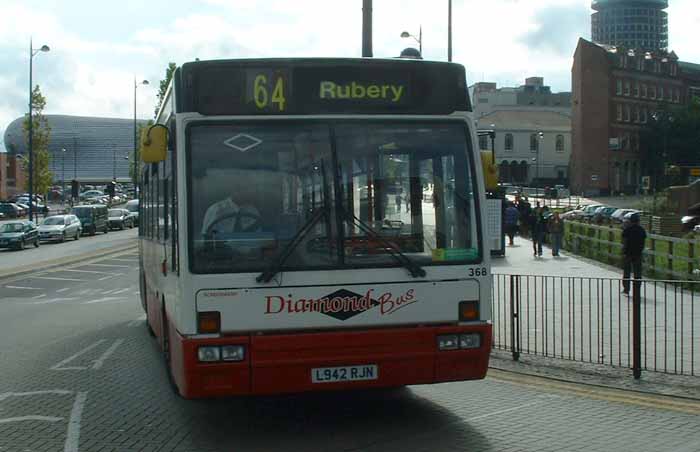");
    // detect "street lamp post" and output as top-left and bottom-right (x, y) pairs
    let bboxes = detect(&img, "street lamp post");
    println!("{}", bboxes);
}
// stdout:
(400, 26), (422, 55)
(28, 39), (50, 222)
(112, 144), (117, 181)
(448, 0), (452, 62)
(61, 148), (66, 204)
(134, 79), (149, 194)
